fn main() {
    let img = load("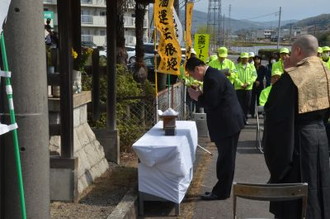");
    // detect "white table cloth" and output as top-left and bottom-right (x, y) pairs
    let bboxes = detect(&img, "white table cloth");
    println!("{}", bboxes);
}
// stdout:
(133, 121), (198, 204)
